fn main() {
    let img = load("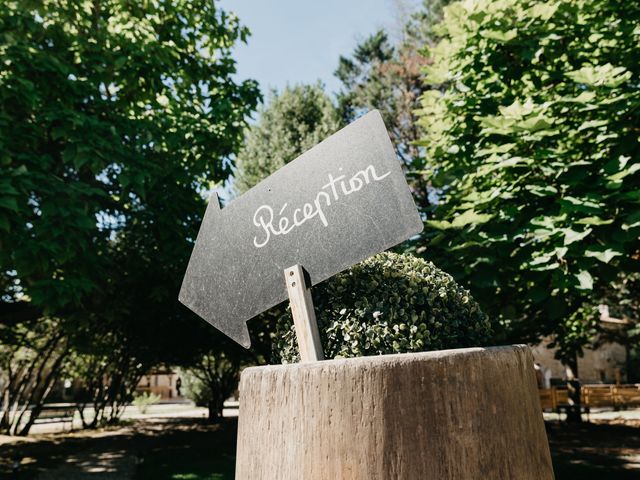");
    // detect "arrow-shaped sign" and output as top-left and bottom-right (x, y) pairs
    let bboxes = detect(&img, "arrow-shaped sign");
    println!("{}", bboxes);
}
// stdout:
(179, 110), (423, 347)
